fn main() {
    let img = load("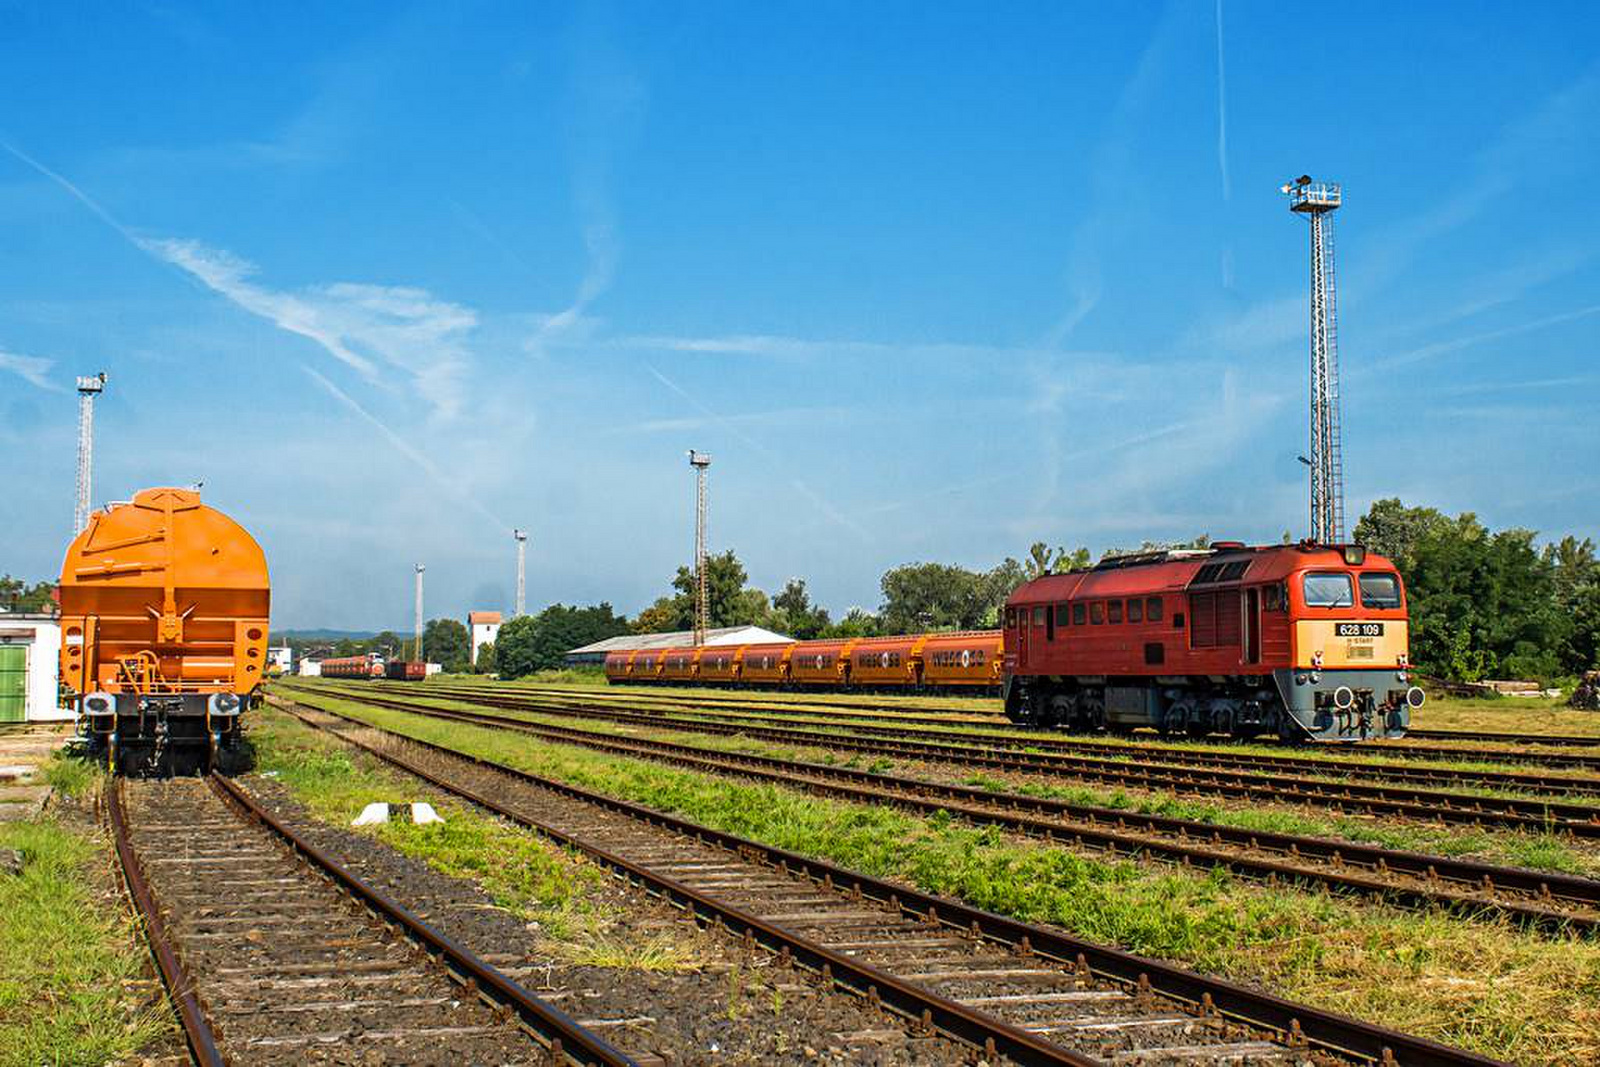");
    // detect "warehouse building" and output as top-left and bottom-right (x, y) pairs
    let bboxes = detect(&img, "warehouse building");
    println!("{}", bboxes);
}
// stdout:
(0, 613), (69, 724)
(564, 625), (794, 666)
(468, 611), (502, 666)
